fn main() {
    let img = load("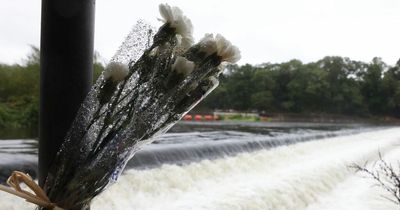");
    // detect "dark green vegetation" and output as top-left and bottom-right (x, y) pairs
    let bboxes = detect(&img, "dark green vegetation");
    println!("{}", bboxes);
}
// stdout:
(1, 47), (399, 133)
(0, 47), (103, 133)
(201, 57), (400, 118)
(0, 47), (40, 130)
